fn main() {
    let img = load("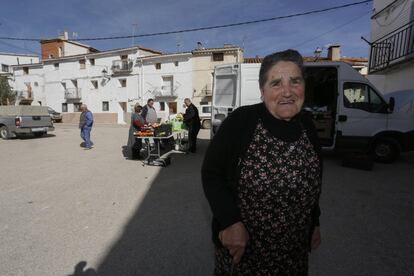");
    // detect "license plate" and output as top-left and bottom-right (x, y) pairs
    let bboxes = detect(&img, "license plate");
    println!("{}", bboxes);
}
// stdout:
(32, 127), (46, 132)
